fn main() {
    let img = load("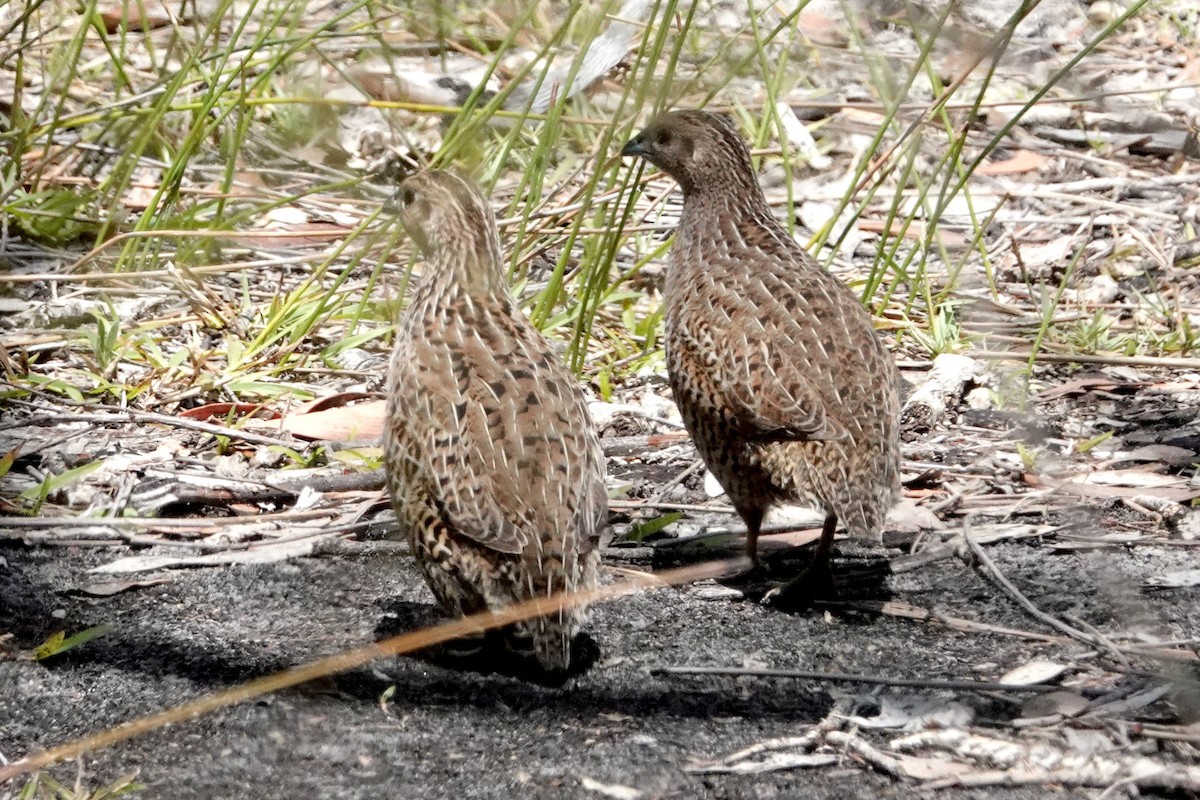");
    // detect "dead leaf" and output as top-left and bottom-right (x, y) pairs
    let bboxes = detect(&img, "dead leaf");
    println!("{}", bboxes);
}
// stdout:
(857, 218), (968, 247)
(975, 149), (1049, 175)
(1070, 469), (1179, 488)
(256, 399), (386, 442)
(1121, 444), (1197, 467)
(795, 9), (849, 46)
(999, 660), (1068, 686)
(1016, 235), (1076, 270)
(1036, 375), (1139, 400)
(849, 694), (974, 730)
(75, 577), (173, 596)
(1026, 472), (1200, 503)
(179, 402), (279, 422)
(885, 497), (948, 533)
(99, 4), (174, 33)
(1020, 690), (1089, 719)
(1145, 569), (1200, 589)
(238, 221), (350, 248)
